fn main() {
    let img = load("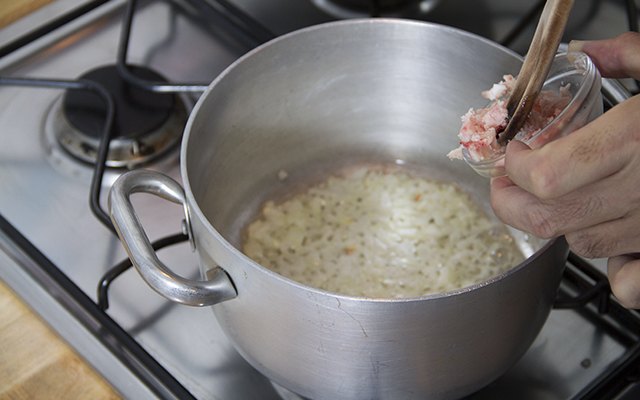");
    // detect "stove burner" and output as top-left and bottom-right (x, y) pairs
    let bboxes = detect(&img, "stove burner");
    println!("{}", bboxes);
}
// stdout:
(53, 65), (186, 168)
(311, 0), (438, 18)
